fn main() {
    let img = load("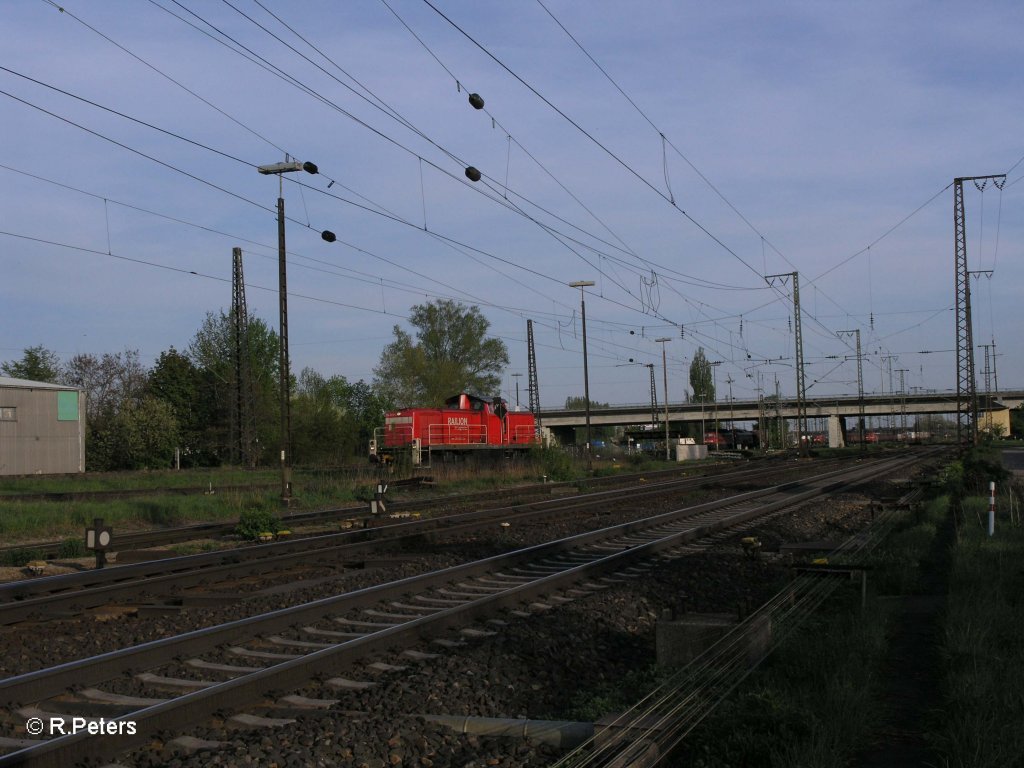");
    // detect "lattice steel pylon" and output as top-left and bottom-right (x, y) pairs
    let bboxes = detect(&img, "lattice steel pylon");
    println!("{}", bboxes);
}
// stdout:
(231, 247), (256, 467)
(766, 272), (807, 456)
(953, 175), (1005, 446)
(526, 319), (541, 438)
